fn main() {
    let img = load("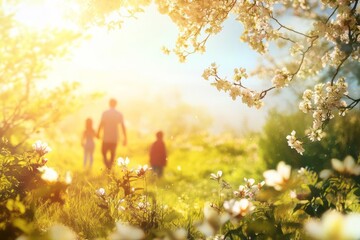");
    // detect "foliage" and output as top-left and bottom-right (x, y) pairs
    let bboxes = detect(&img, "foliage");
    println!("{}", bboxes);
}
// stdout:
(0, 2), (83, 151)
(0, 132), (264, 239)
(259, 110), (360, 171)
(0, 139), (70, 240)
(197, 159), (360, 240)
(0, 134), (358, 240)
(93, 158), (203, 239)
